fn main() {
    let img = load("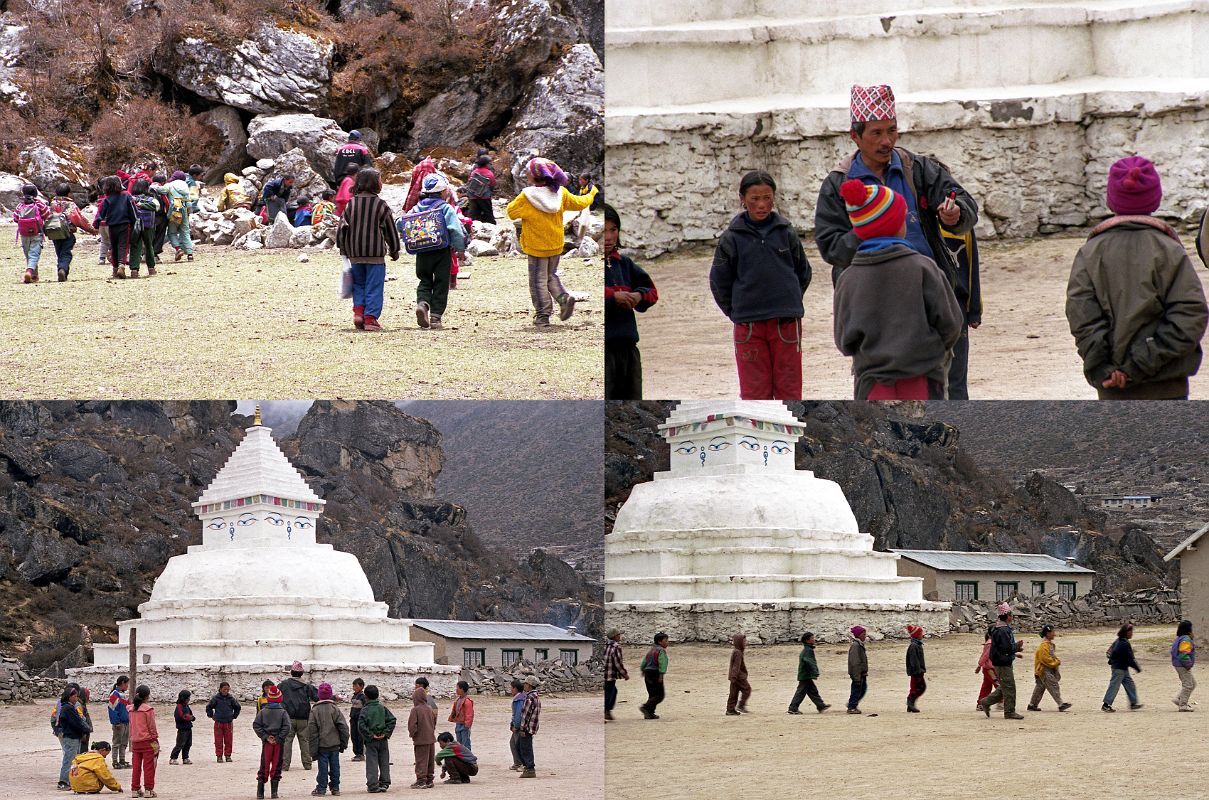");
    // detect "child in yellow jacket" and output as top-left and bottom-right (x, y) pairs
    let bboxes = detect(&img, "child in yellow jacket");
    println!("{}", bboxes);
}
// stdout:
(506, 157), (598, 327)
(70, 741), (124, 793)
(1028, 625), (1071, 712)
